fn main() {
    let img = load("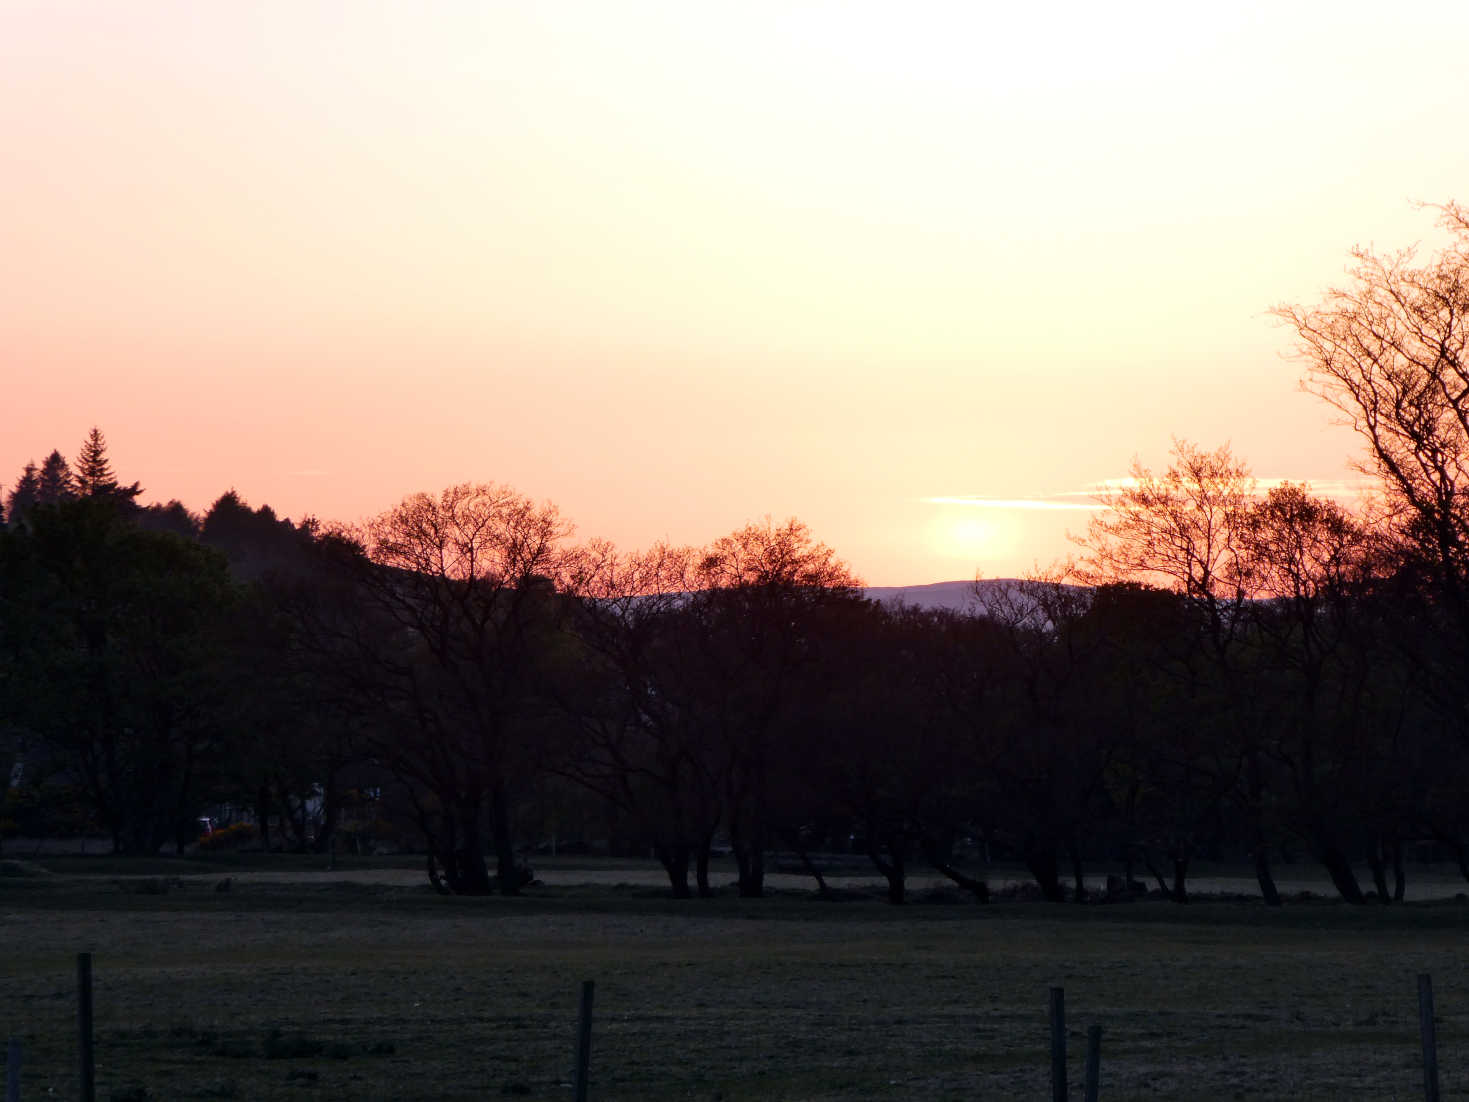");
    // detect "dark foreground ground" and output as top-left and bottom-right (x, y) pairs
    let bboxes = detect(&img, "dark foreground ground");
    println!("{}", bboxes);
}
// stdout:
(3, 855), (1467, 1100)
